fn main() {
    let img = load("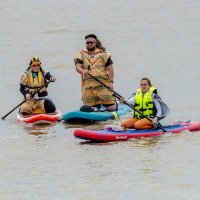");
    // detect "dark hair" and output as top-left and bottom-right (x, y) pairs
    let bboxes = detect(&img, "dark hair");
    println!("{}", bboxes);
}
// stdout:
(96, 38), (106, 51)
(140, 77), (152, 86)
(85, 34), (106, 51)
